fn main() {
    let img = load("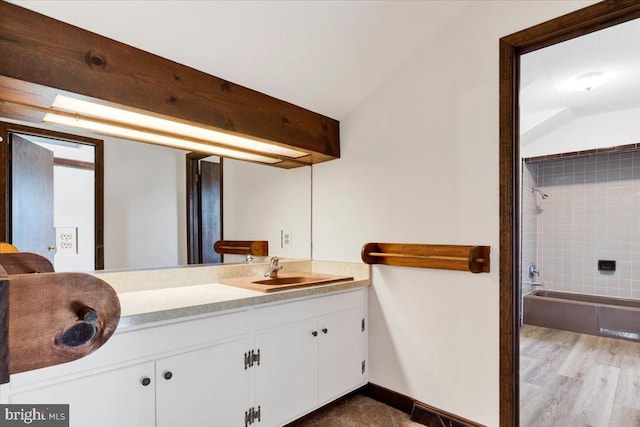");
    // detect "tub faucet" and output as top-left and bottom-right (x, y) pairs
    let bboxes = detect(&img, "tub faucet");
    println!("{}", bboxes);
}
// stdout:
(524, 280), (544, 287)
(262, 257), (283, 279)
(528, 262), (539, 279)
